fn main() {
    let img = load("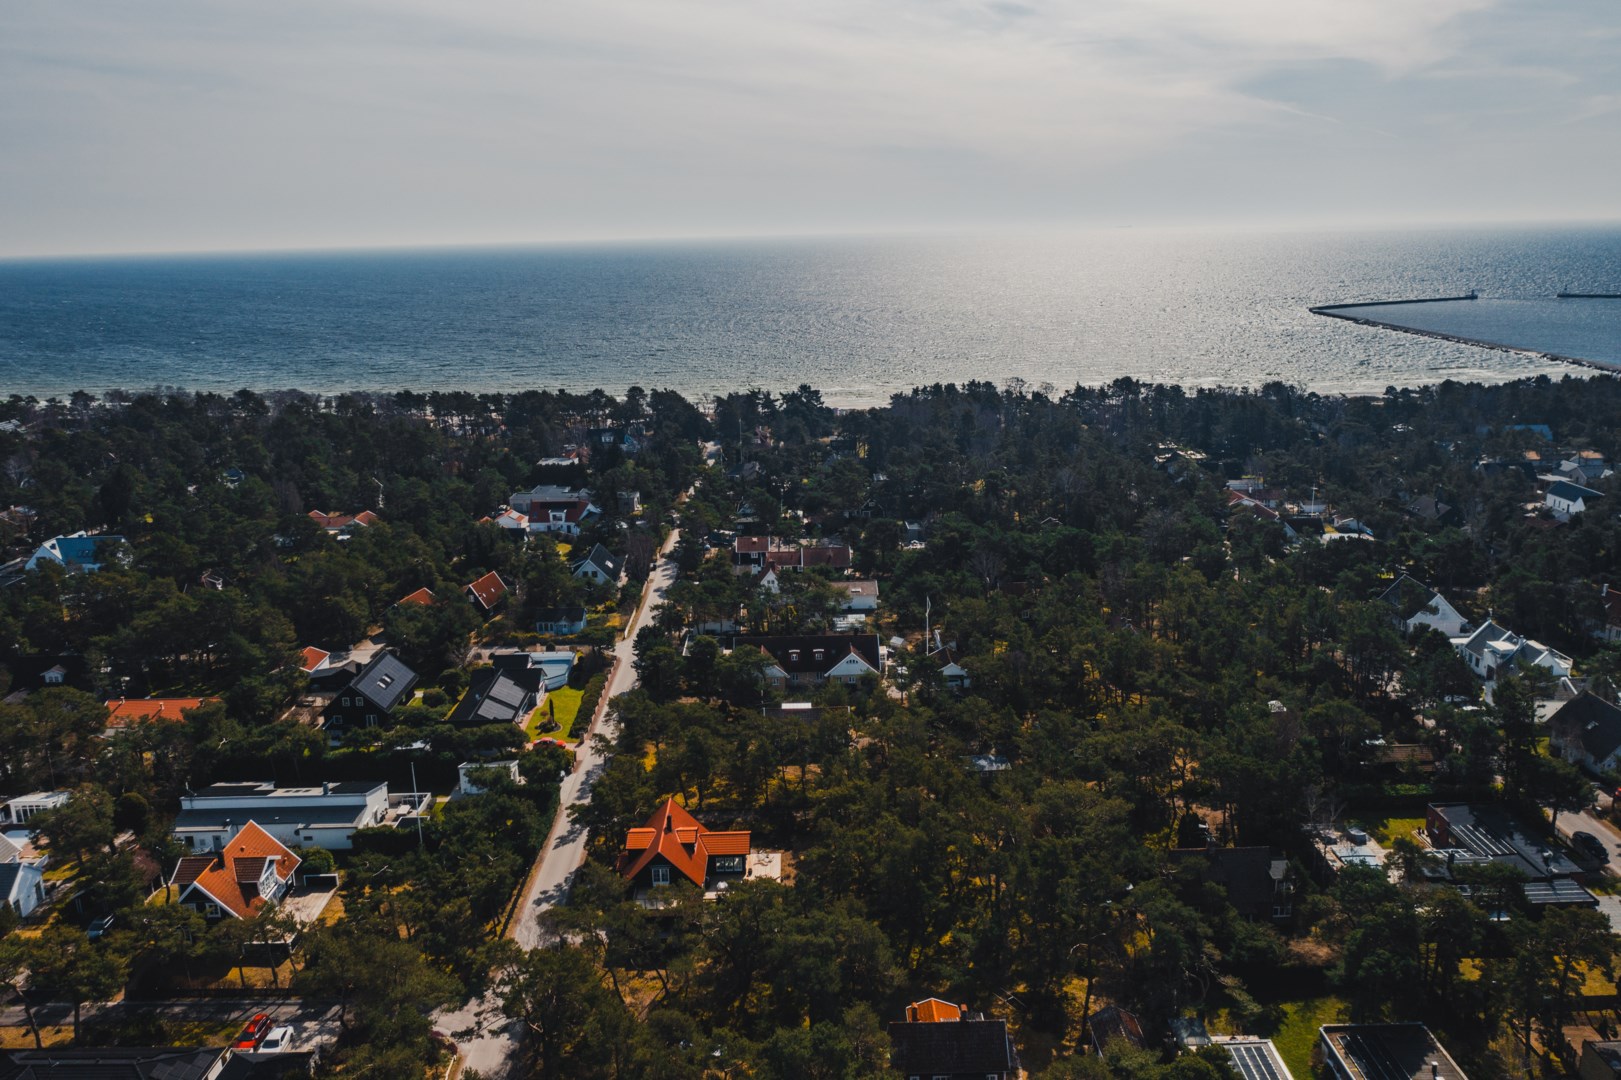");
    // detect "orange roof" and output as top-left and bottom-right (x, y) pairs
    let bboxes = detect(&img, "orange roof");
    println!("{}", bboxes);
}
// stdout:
(618, 798), (751, 887)
(299, 647), (330, 673)
(399, 587), (435, 606)
(466, 571), (508, 610)
(353, 510), (381, 527)
(906, 998), (965, 1023)
(168, 821), (301, 919)
(309, 509), (381, 530)
(104, 697), (213, 727)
